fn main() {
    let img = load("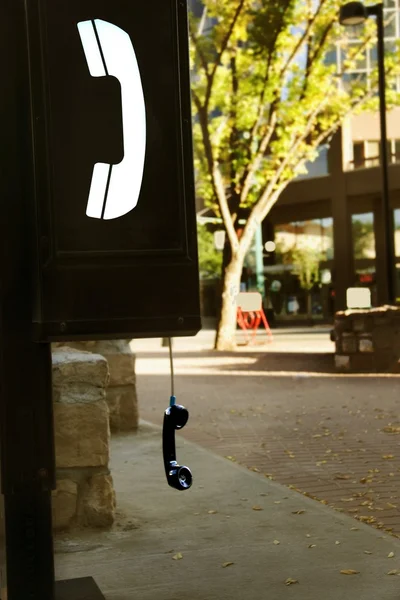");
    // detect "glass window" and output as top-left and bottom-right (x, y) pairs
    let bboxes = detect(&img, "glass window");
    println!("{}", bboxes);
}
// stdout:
(296, 145), (329, 180)
(274, 218), (333, 262)
(353, 141), (365, 168)
(352, 212), (376, 260)
(325, 46), (338, 67)
(394, 140), (400, 163)
(370, 44), (378, 65)
(385, 40), (397, 57)
(394, 209), (400, 256)
(270, 218), (334, 319)
(384, 10), (397, 38)
(342, 72), (368, 92)
(365, 140), (380, 167)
